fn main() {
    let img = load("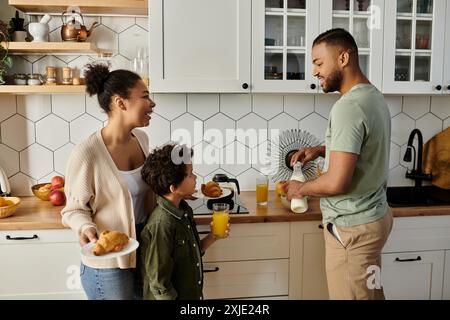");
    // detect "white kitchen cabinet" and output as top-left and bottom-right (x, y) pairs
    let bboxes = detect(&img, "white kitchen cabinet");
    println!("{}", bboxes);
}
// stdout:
(252, 0), (320, 93)
(381, 250), (445, 300)
(319, 0), (385, 90)
(203, 259), (289, 299)
(381, 215), (450, 300)
(0, 229), (86, 300)
(149, 0), (251, 93)
(289, 221), (329, 300)
(383, 0), (448, 94)
(199, 222), (290, 299)
(443, 250), (450, 299)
